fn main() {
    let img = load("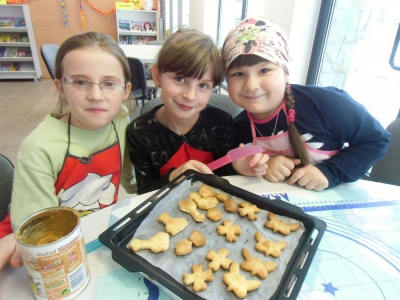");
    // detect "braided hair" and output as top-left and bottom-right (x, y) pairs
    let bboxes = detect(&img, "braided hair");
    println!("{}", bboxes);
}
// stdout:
(284, 84), (309, 167)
